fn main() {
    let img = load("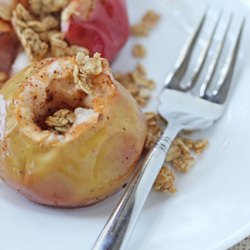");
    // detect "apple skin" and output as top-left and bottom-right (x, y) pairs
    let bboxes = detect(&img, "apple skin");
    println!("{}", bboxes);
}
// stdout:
(62, 0), (130, 61)
(0, 20), (19, 77)
(0, 56), (146, 208)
